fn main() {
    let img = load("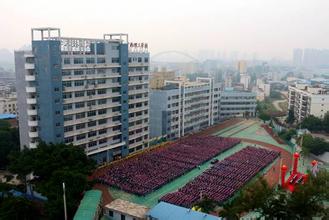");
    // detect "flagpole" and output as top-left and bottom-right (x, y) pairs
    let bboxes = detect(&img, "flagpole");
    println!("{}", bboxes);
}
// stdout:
(63, 182), (67, 220)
